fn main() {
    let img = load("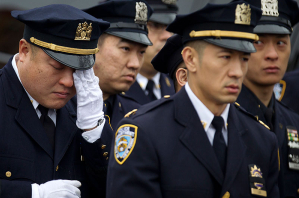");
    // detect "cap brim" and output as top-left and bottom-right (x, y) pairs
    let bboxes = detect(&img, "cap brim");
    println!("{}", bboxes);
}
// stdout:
(204, 38), (256, 53)
(43, 49), (95, 70)
(149, 13), (176, 25)
(254, 24), (291, 34)
(106, 31), (152, 46)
